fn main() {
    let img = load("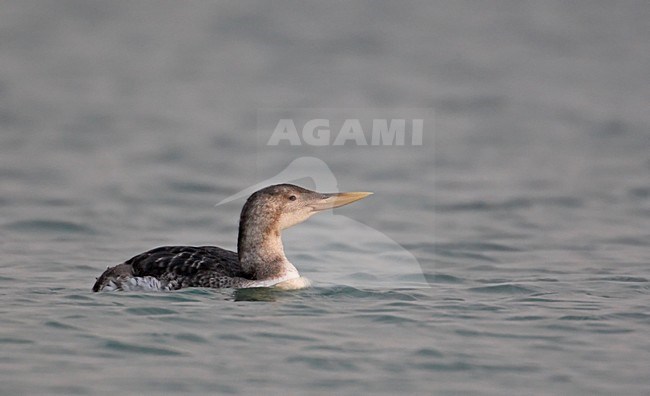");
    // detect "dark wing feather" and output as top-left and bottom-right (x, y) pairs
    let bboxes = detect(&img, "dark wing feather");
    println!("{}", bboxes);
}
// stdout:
(128, 246), (243, 278)
(92, 245), (250, 291)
